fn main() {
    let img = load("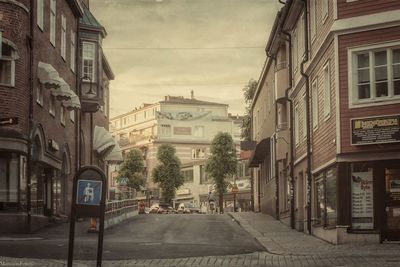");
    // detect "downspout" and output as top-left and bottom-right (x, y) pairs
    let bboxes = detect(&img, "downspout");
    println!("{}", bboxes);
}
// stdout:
(299, 0), (312, 235)
(26, 0), (35, 233)
(76, 18), (81, 172)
